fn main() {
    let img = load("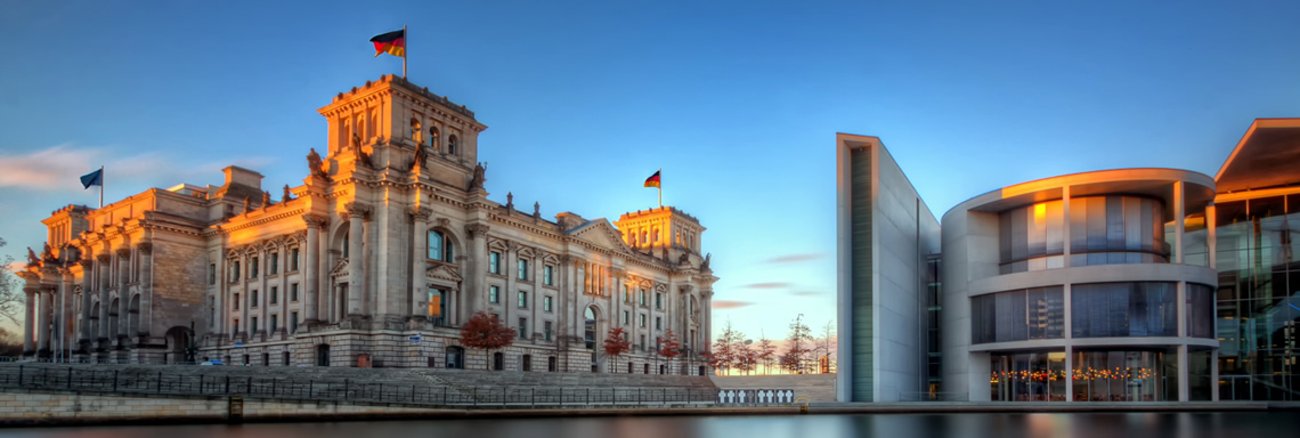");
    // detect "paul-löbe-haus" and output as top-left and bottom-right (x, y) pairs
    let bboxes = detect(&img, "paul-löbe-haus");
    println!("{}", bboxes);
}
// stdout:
(837, 119), (1300, 403)
(19, 75), (716, 375)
